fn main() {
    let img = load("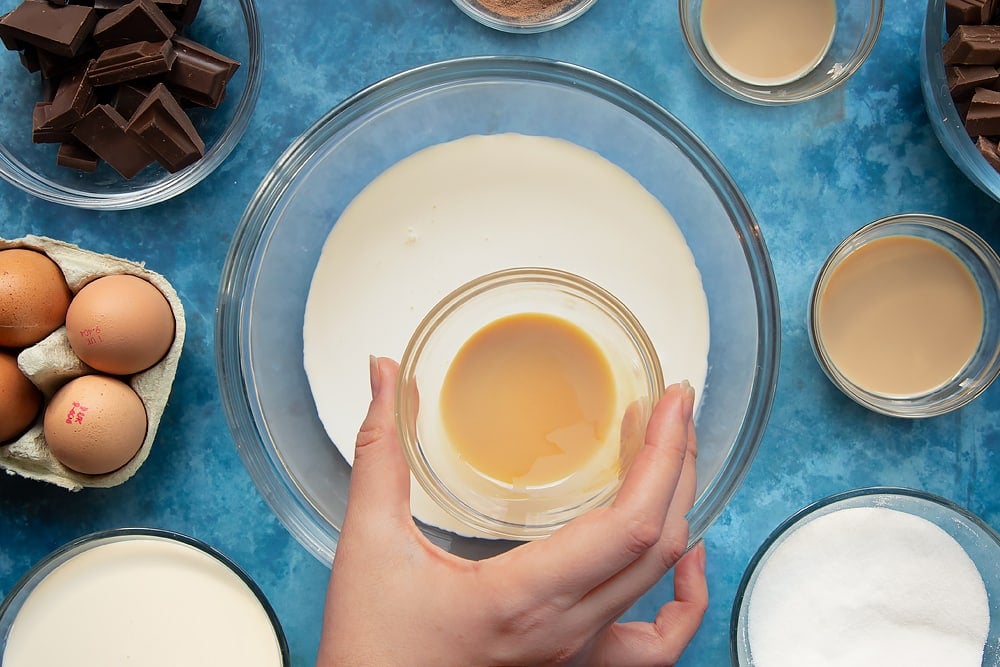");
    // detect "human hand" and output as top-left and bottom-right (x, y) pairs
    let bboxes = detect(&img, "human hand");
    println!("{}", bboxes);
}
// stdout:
(316, 356), (706, 667)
